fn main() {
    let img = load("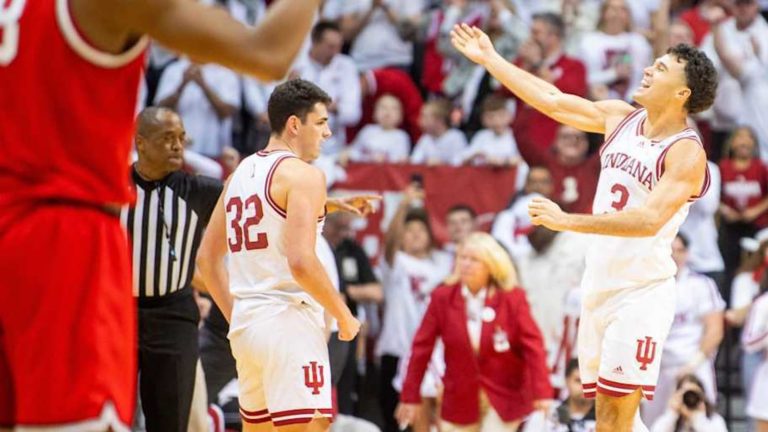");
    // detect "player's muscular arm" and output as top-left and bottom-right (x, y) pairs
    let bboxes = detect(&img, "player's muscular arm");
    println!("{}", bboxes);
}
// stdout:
(197, 178), (234, 322)
(281, 164), (359, 341)
(450, 24), (634, 134)
(79, 0), (320, 81)
(530, 140), (707, 237)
